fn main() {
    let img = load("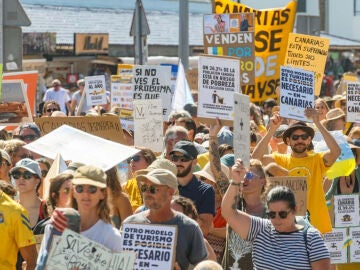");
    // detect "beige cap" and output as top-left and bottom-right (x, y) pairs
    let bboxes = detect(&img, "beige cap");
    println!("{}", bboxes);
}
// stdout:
(194, 162), (229, 183)
(136, 169), (178, 190)
(136, 158), (177, 176)
(72, 165), (107, 188)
